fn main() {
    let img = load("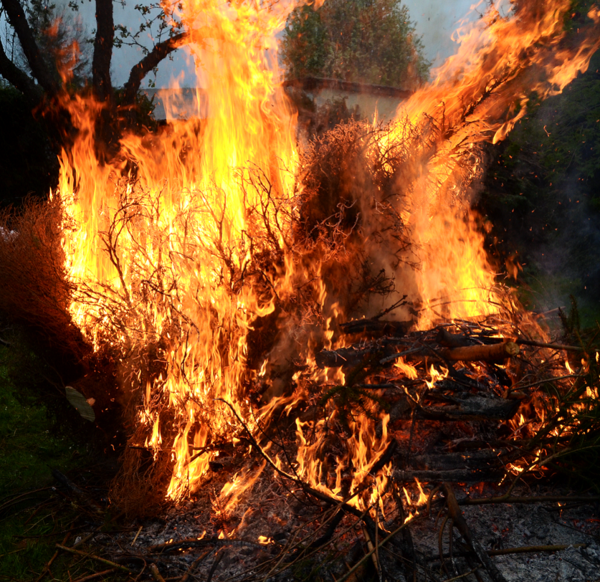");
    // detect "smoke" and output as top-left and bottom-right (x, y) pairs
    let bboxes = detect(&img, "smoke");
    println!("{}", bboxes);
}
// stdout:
(532, 178), (600, 321)
(402, 0), (475, 66)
